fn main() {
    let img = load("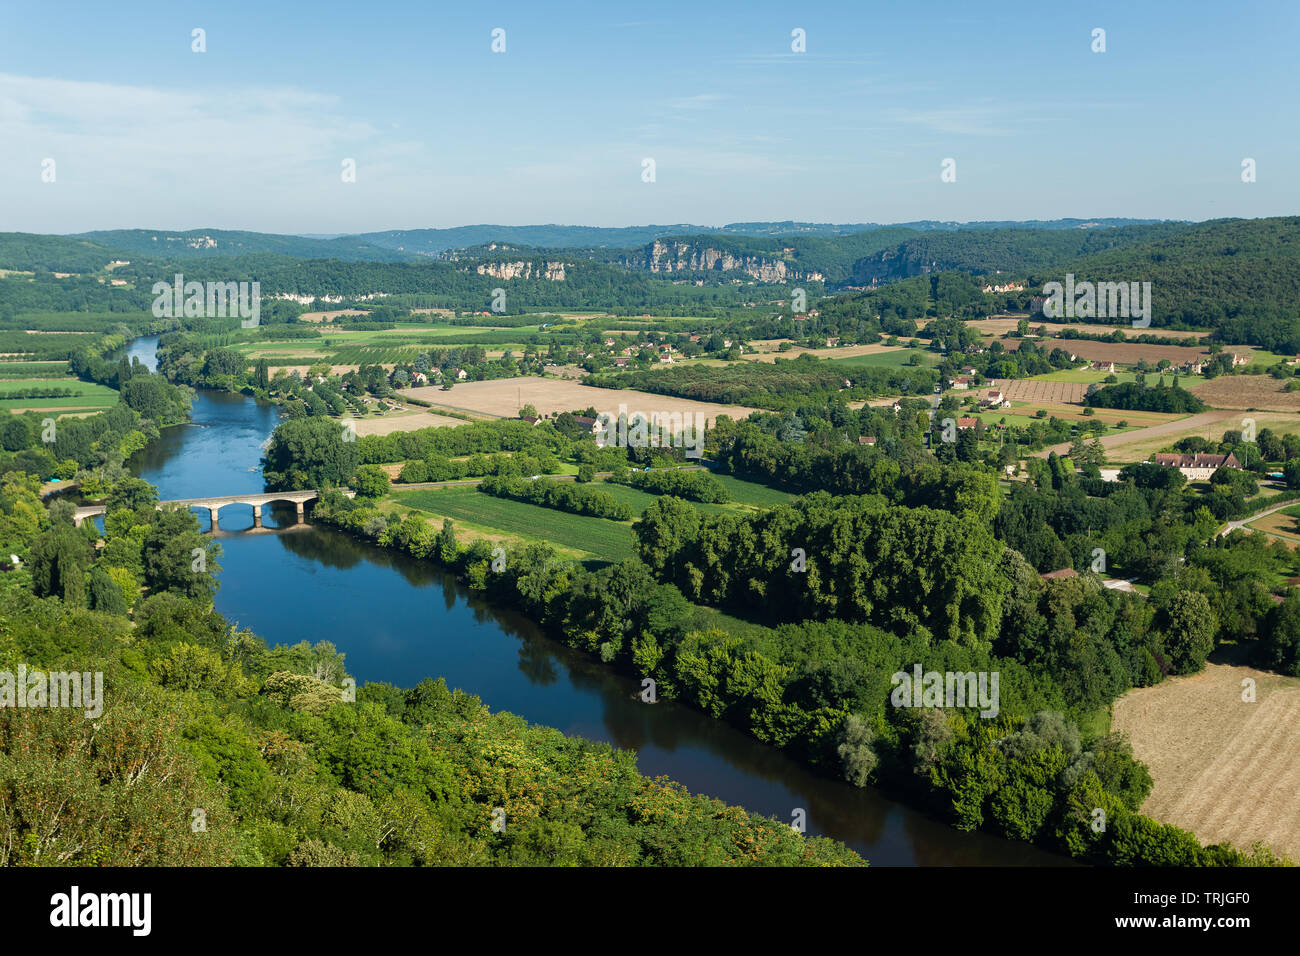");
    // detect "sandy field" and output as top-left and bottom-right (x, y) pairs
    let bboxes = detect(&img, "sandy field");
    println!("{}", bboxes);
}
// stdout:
(1188, 375), (1300, 412)
(350, 411), (471, 437)
(738, 342), (909, 364)
(1112, 662), (1300, 860)
(398, 376), (759, 425)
